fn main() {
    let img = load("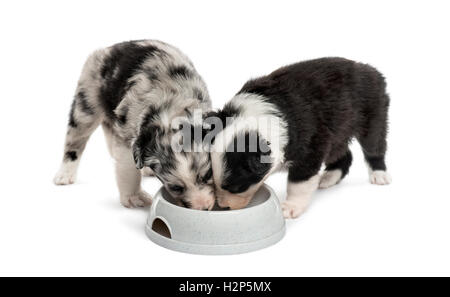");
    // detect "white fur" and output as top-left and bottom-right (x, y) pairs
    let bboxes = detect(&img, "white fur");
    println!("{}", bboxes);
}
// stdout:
(282, 174), (320, 219)
(170, 153), (215, 210)
(141, 167), (155, 177)
(120, 191), (152, 208)
(210, 151), (226, 190)
(54, 40), (211, 210)
(212, 93), (288, 166)
(211, 93), (289, 188)
(53, 160), (80, 185)
(319, 169), (342, 189)
(369, 170), (392, 185)
(112, 145), (152, 207)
